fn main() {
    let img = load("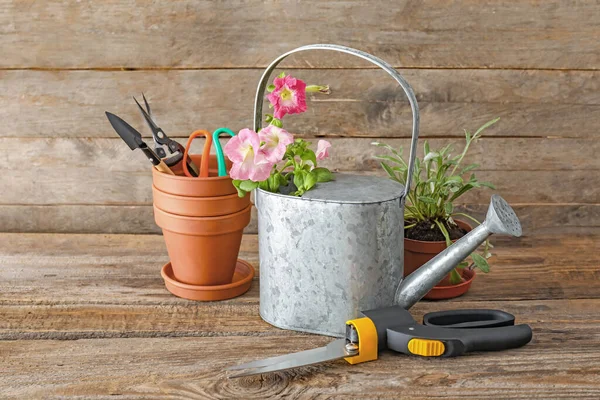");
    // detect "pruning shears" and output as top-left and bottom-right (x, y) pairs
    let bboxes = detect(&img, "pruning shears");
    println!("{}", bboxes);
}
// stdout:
(227, 306), (532, 378)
